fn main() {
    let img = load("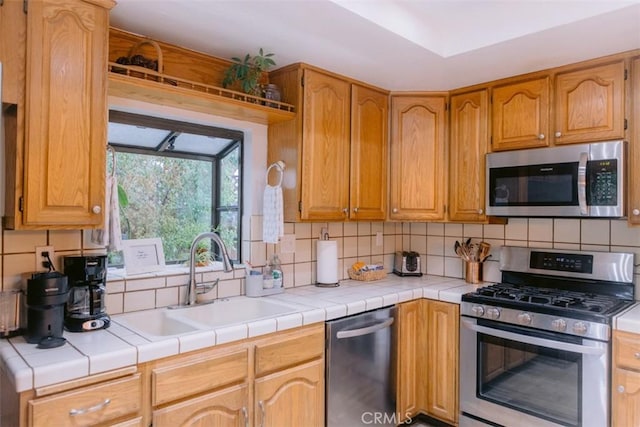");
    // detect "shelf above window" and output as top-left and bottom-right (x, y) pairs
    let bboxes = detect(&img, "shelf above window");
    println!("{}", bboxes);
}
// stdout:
(107, 63), (296, 125)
